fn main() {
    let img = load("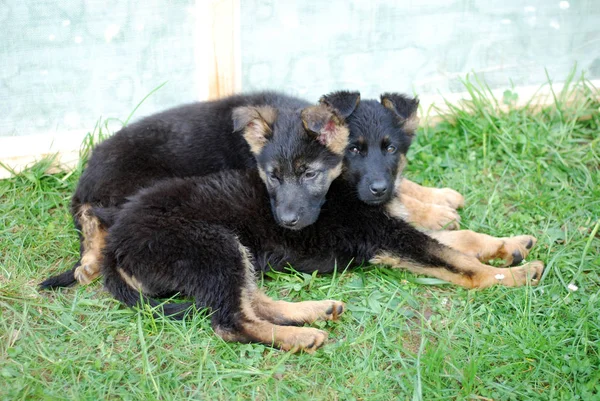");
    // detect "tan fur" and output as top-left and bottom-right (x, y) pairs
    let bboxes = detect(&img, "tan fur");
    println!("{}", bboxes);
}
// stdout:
(429, 230), (537, 266)
(402, 114), (420, 135)
(371, 245), (543, 289)
(385, 198), (411, 222)
(371, 252), (478, 288)
(381, 98), (420, 135)
(213, 239), (333, 353)
(327, 162), (343, 182)
(388, 195), (461, 230)
(252, 292), (344, 324)
(324, 123), (350, 155)
(397, 155), (408, 177)
(381, 98), (395, 113)
(74, 204), (106, 284)
(216, 288), (329, 353)
(234, 106), (278, 154)
(237, 242), (258, 293)
(301, 106), (350, 155)
(257, 166), (268, 185)
(397, 178), (465, 209)
(117, 267), (144, 292)
(388, 176), (465, 230)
